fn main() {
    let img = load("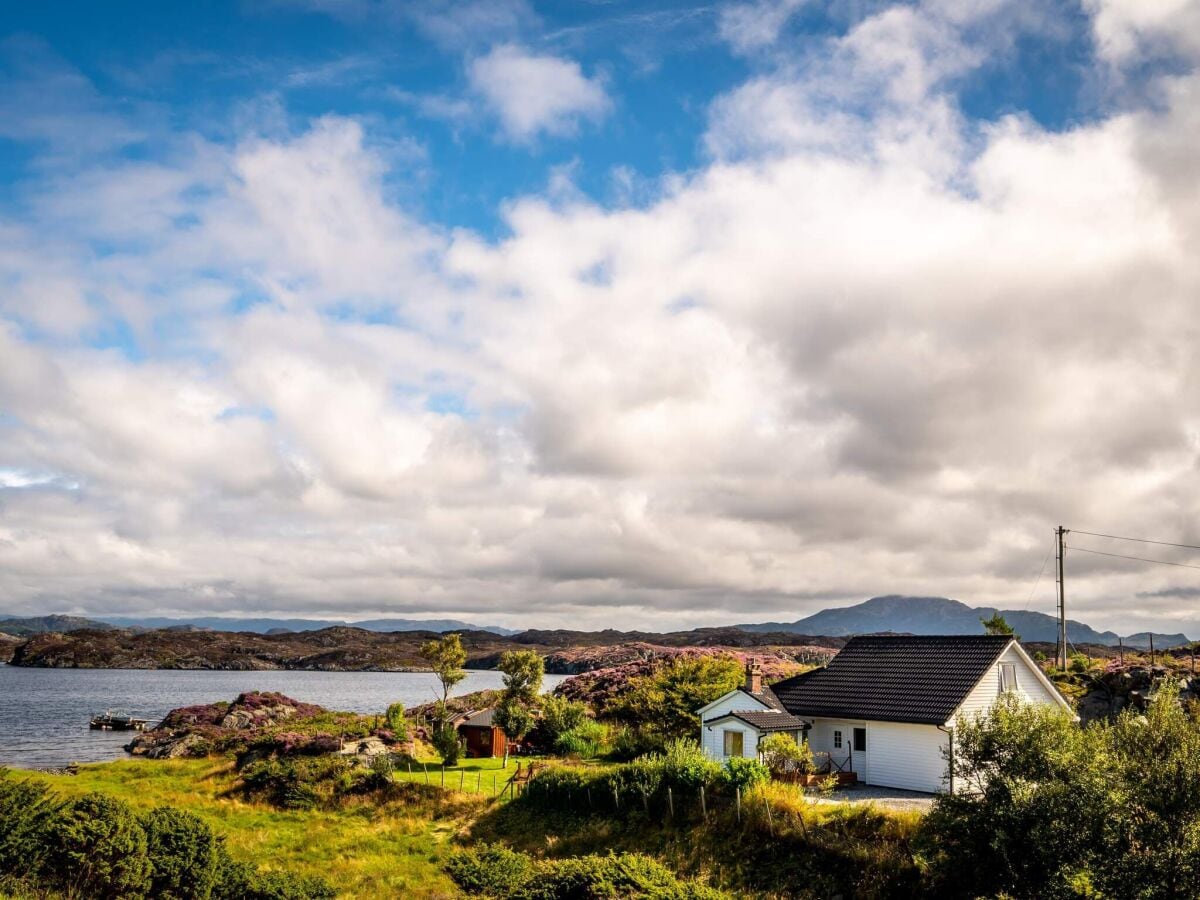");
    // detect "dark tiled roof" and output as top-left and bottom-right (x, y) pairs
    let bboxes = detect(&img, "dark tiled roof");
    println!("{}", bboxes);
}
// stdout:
(708, 710), (809, 731)
(754, 685), (787, 711)
(460, 708), (496, 727)
(771, 634), (1014, 726)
